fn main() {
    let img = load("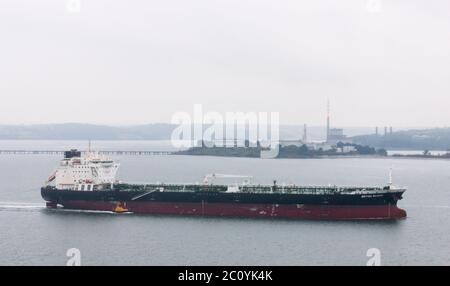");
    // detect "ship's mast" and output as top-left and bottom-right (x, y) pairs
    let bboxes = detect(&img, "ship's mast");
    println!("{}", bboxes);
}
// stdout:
(389, 167), (393, 186)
